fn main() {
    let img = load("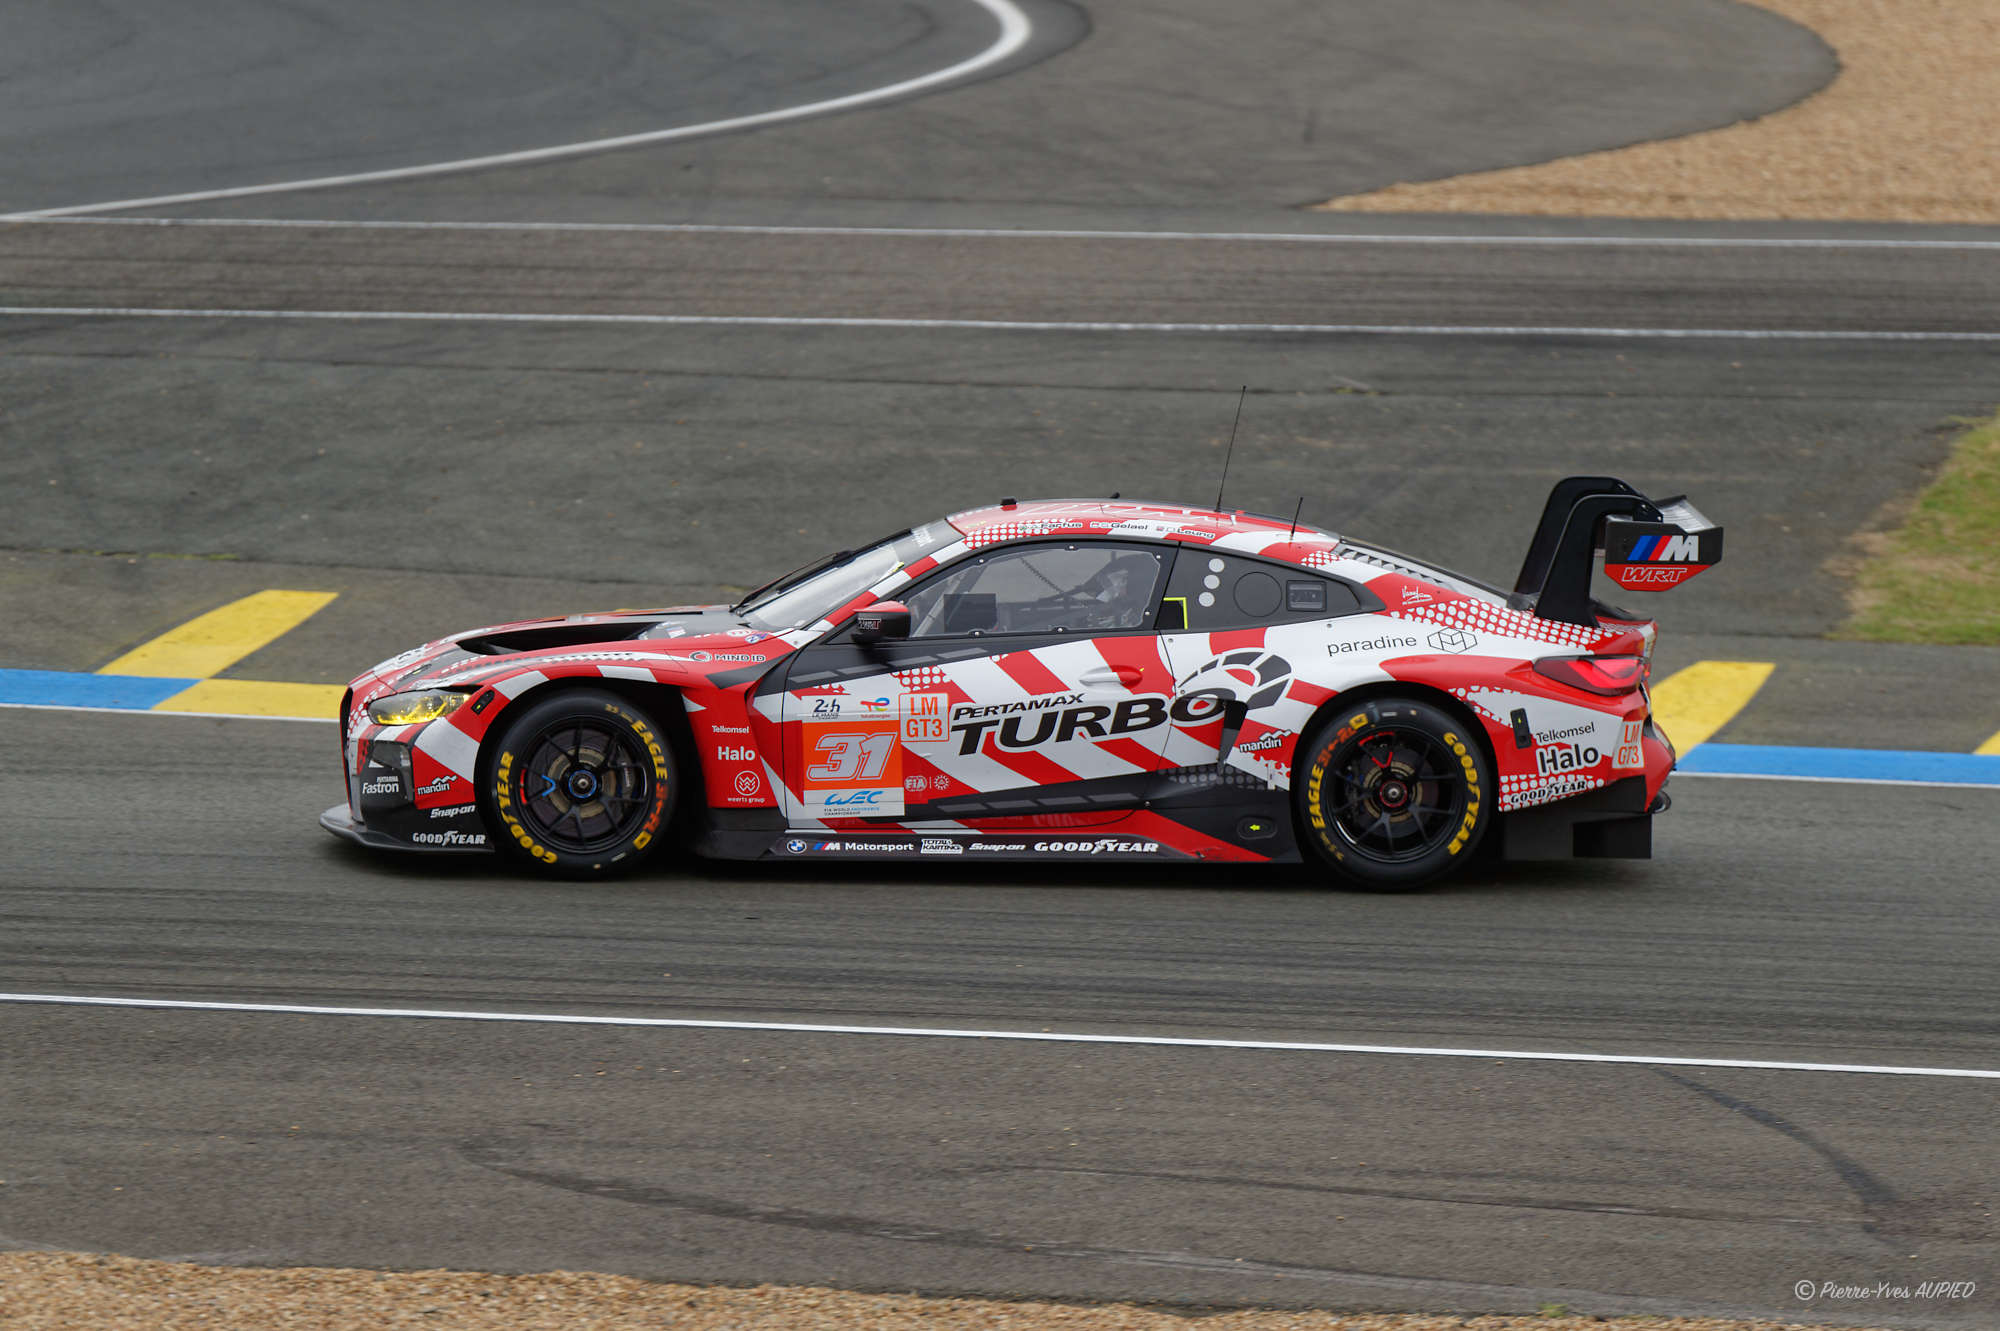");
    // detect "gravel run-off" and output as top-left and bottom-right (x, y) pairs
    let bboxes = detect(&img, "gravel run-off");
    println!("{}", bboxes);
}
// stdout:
(0, 1252), (1900, 1331)
(1318, 0), (2000, 222)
